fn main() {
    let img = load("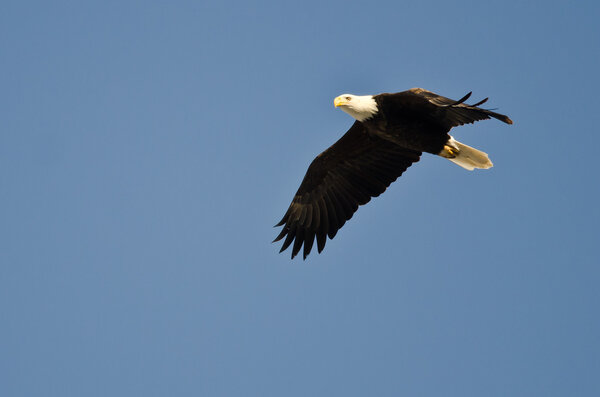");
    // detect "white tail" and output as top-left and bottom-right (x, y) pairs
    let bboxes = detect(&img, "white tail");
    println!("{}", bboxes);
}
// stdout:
(441, 136), (493, 171)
